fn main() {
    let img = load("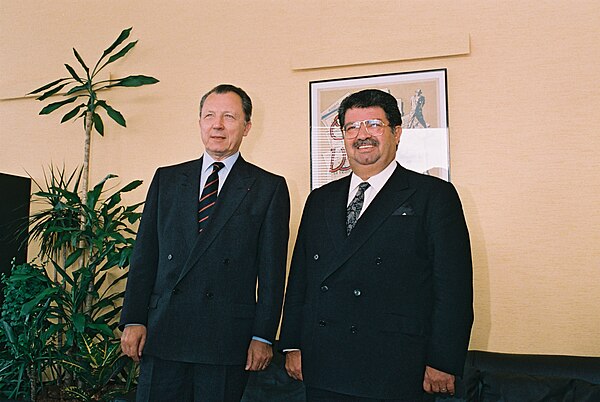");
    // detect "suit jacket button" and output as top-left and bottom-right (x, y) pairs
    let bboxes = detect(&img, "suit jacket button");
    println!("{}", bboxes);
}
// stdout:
(350, 325), (358, 333)
(320, 285), (329, 292)
(223, 258), (230, 265)
(167, 254), (173, 260)
(171, 288), (180, 295)
(318, 320), (327, 327)
(353, 289), (361, 297)
(375, 257), (382, 265)
(313, 254), (319, 260)
(205, 292), (214, 300)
